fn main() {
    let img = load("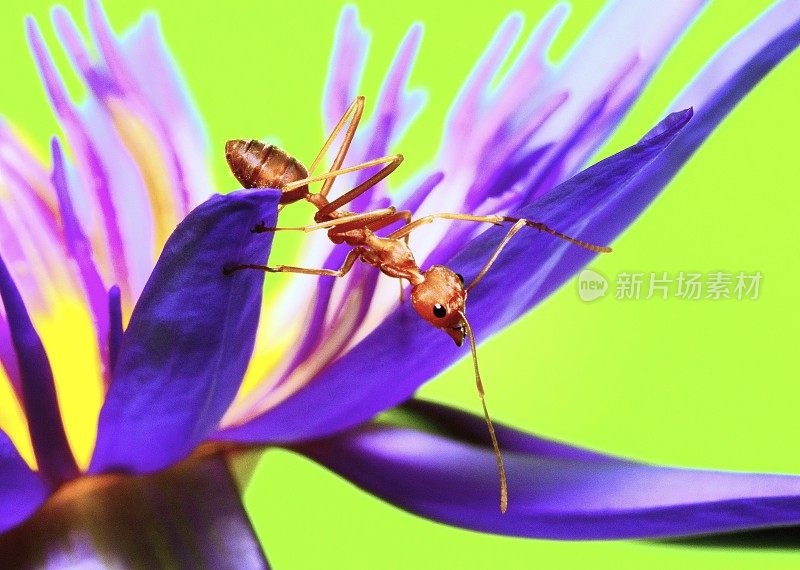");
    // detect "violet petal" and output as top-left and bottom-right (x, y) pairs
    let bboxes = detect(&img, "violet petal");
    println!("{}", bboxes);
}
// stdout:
(0, 255), (78, 486)
(217, 109), (690, 444)
(26, 16), (134, 298)
(89, 189), (279, 474)
(0, 429), (49, 534)
(221, 9), (800, 444)
(299, 400), (800, 540)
